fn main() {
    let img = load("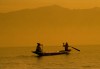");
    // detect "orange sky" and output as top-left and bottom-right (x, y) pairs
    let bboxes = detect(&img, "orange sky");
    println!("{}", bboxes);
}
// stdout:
(0, 0), (100, 12)
(0, 0), (100, 47)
